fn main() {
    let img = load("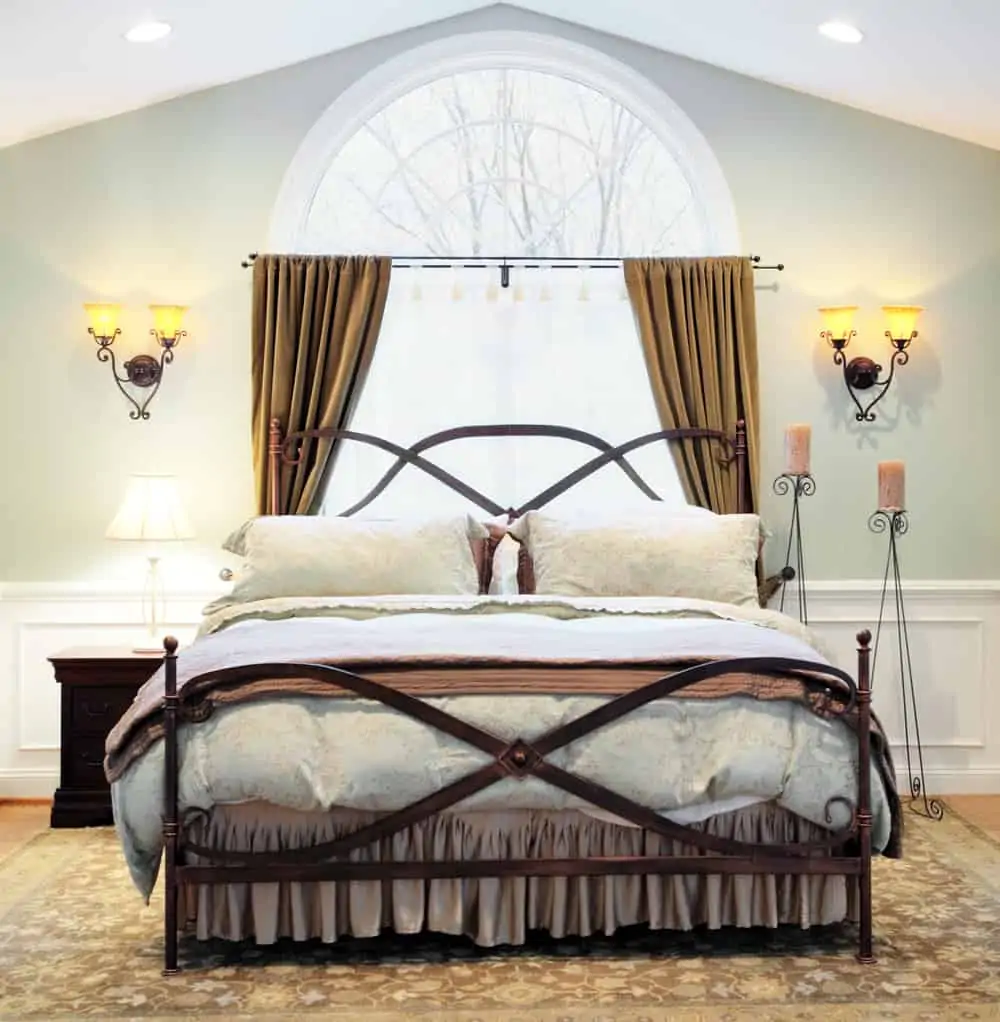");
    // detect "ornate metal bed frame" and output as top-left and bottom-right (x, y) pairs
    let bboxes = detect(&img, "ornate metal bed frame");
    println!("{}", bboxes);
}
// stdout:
(160, 419), (877, 973)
